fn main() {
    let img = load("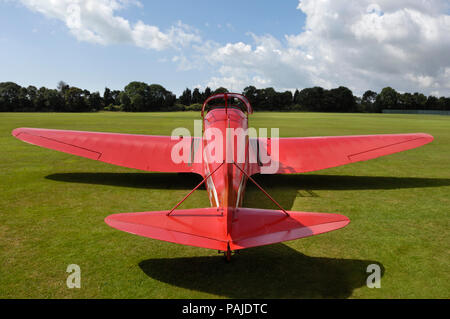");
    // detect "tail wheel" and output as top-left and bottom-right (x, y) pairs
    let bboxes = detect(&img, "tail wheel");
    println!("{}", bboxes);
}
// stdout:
(224, 242), (232, 262)
(226, 248), (231, 262)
